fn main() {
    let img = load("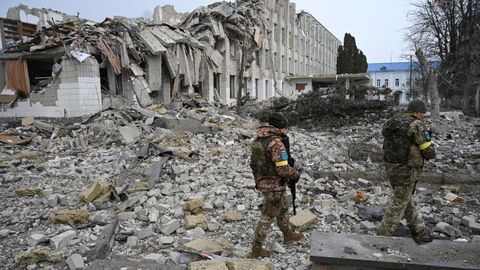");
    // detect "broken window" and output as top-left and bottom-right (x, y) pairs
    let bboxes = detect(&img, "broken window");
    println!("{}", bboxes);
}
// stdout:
(274, 53), (278, 71)
(255, 50), (261, 67)
(296, 83), (306, 92)
(395, 78), (399, 87)
(255, 78), (259, 98)
(229, 75), (235, 99)
(282, 27), (286, 45)
(265, 50), (271, 69)
(384, 79), (389, 87)
(376, 79), (381, 87)
(26, 58), (59, 93)
(265, 80), (269, 98)
(229, 40), (236, 60)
